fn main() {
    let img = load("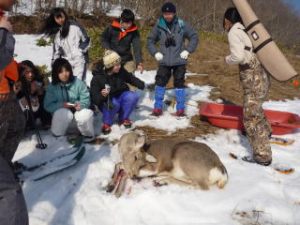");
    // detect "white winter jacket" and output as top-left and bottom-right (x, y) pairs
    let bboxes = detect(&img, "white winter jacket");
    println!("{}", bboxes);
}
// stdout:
(53, 24), (89, 79)
(226, 22), (254, 65)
